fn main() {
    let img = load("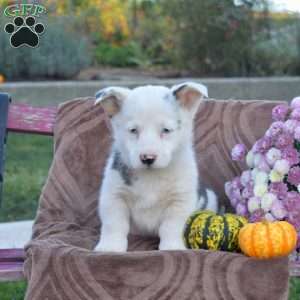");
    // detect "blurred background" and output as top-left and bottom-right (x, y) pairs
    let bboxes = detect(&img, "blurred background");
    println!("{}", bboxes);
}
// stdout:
(0, 1), (300, 298)
(1, 0), (300, 79)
